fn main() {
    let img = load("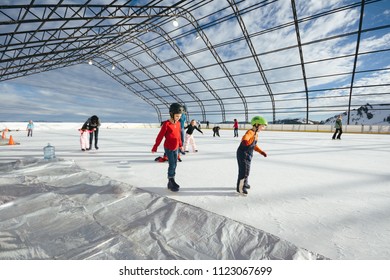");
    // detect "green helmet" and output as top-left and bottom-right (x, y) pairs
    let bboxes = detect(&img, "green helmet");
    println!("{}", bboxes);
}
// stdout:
(251, 116), (267, 126)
